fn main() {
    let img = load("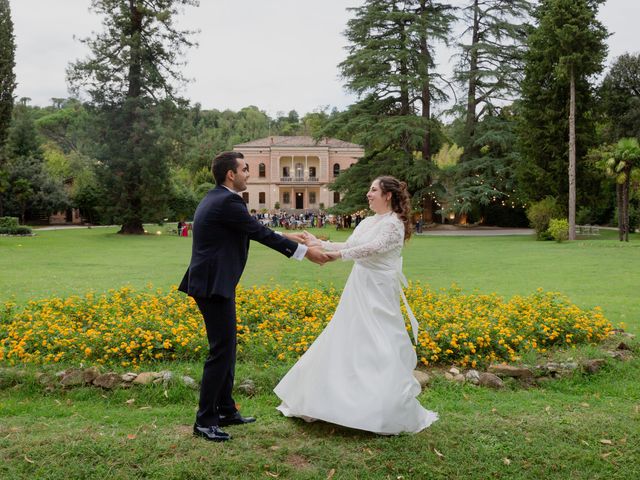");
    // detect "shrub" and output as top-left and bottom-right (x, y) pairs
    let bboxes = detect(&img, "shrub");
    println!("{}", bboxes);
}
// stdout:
(527, 197), (562, 240)
(0, 217), (19, 229)
(548, 218), (569, 242)
(0, 226), (32, 235)
(576, 206), (595, 226)
(0, 284), (613, 369)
